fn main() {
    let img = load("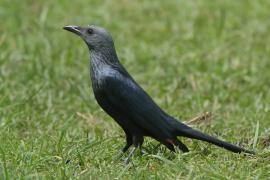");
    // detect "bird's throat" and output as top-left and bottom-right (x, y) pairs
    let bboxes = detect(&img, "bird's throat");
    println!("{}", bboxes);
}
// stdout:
(90, 48), (119, 69)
